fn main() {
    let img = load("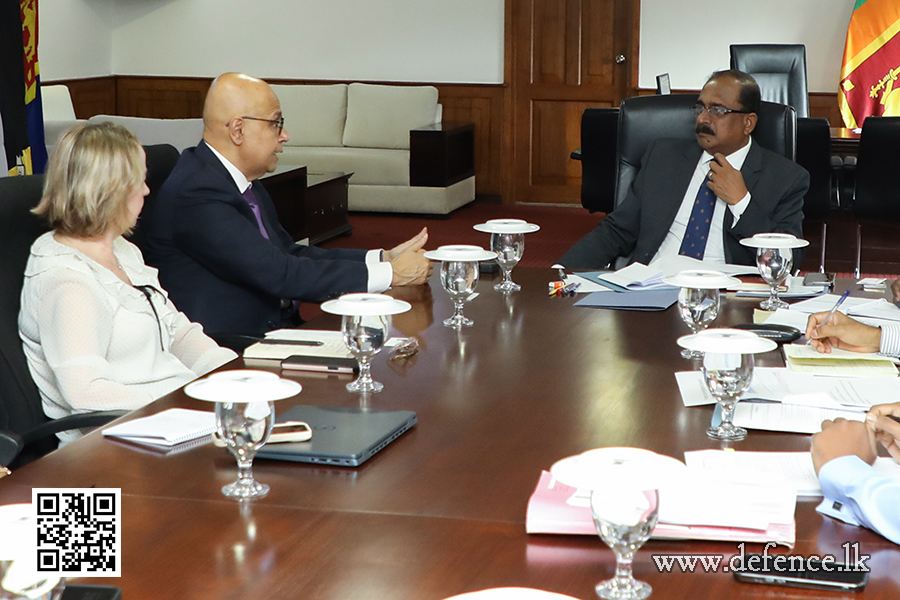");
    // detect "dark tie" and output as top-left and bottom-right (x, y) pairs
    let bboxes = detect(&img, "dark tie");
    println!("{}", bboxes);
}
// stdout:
(678, 174), (715, 259)
(241, 186), (269, 240)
